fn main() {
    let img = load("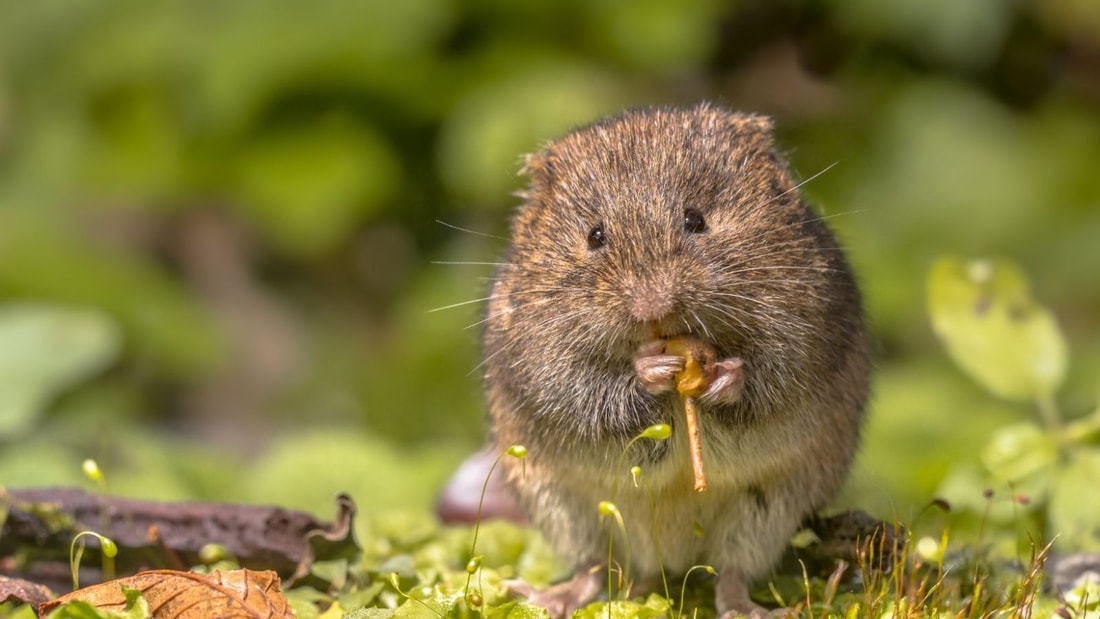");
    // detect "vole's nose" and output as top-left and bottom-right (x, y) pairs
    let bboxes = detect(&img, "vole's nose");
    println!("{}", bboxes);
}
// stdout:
(628, 276), (676, 323)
